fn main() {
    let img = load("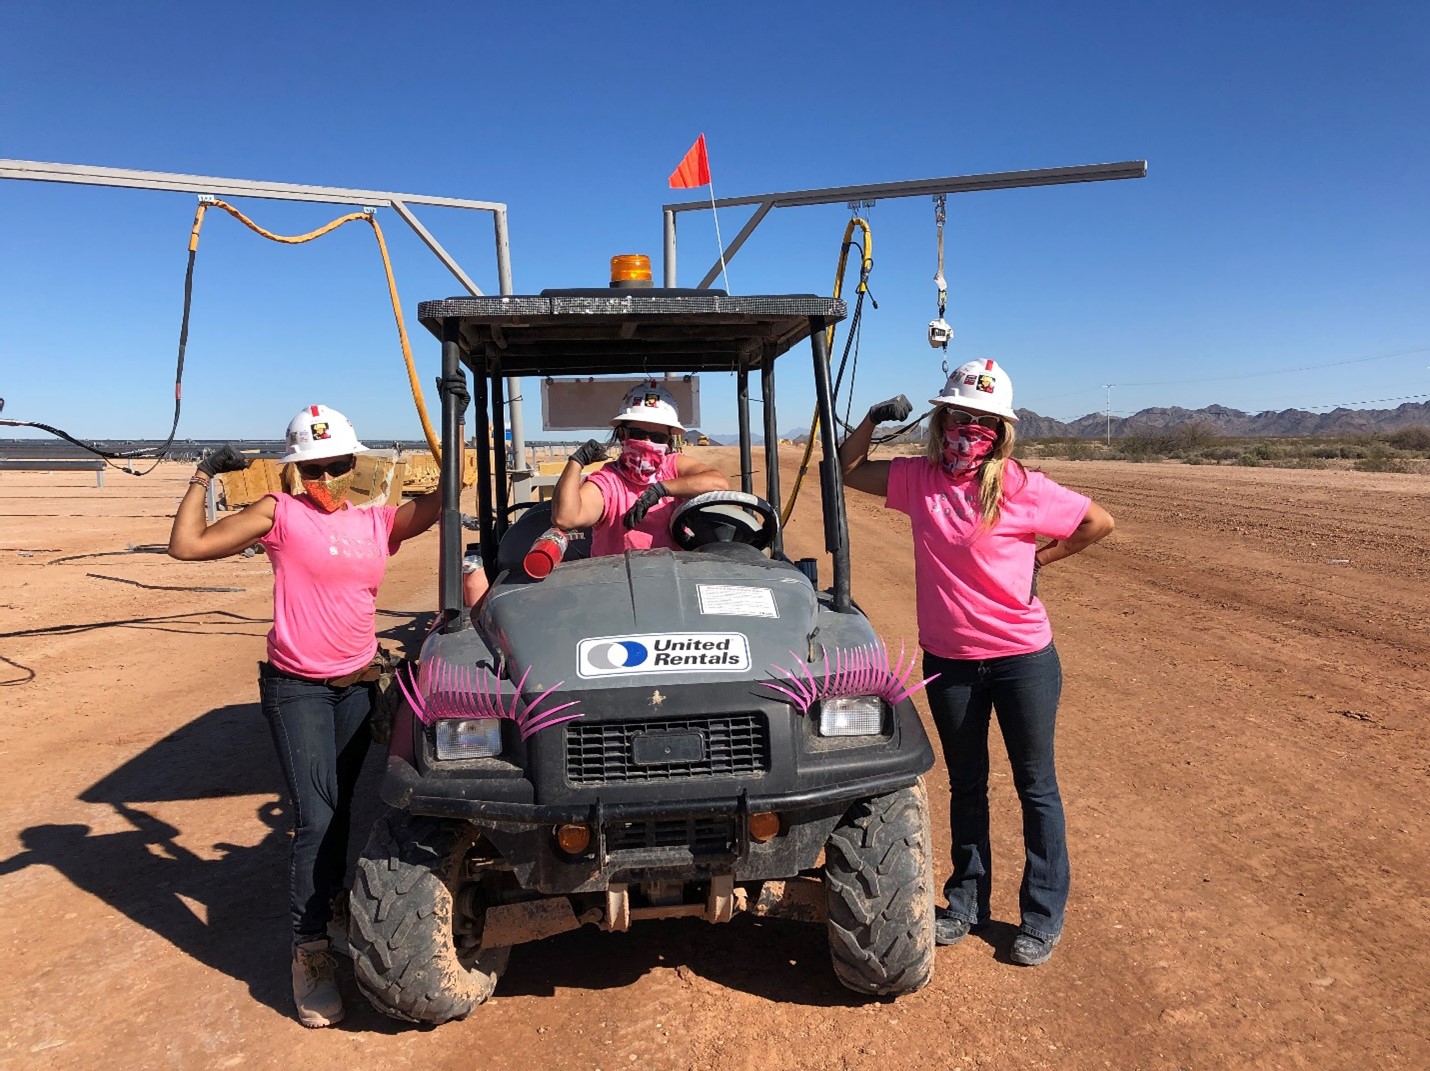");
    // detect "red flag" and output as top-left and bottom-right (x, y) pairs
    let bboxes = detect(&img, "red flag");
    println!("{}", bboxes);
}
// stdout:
(668, 134), (711, 188)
